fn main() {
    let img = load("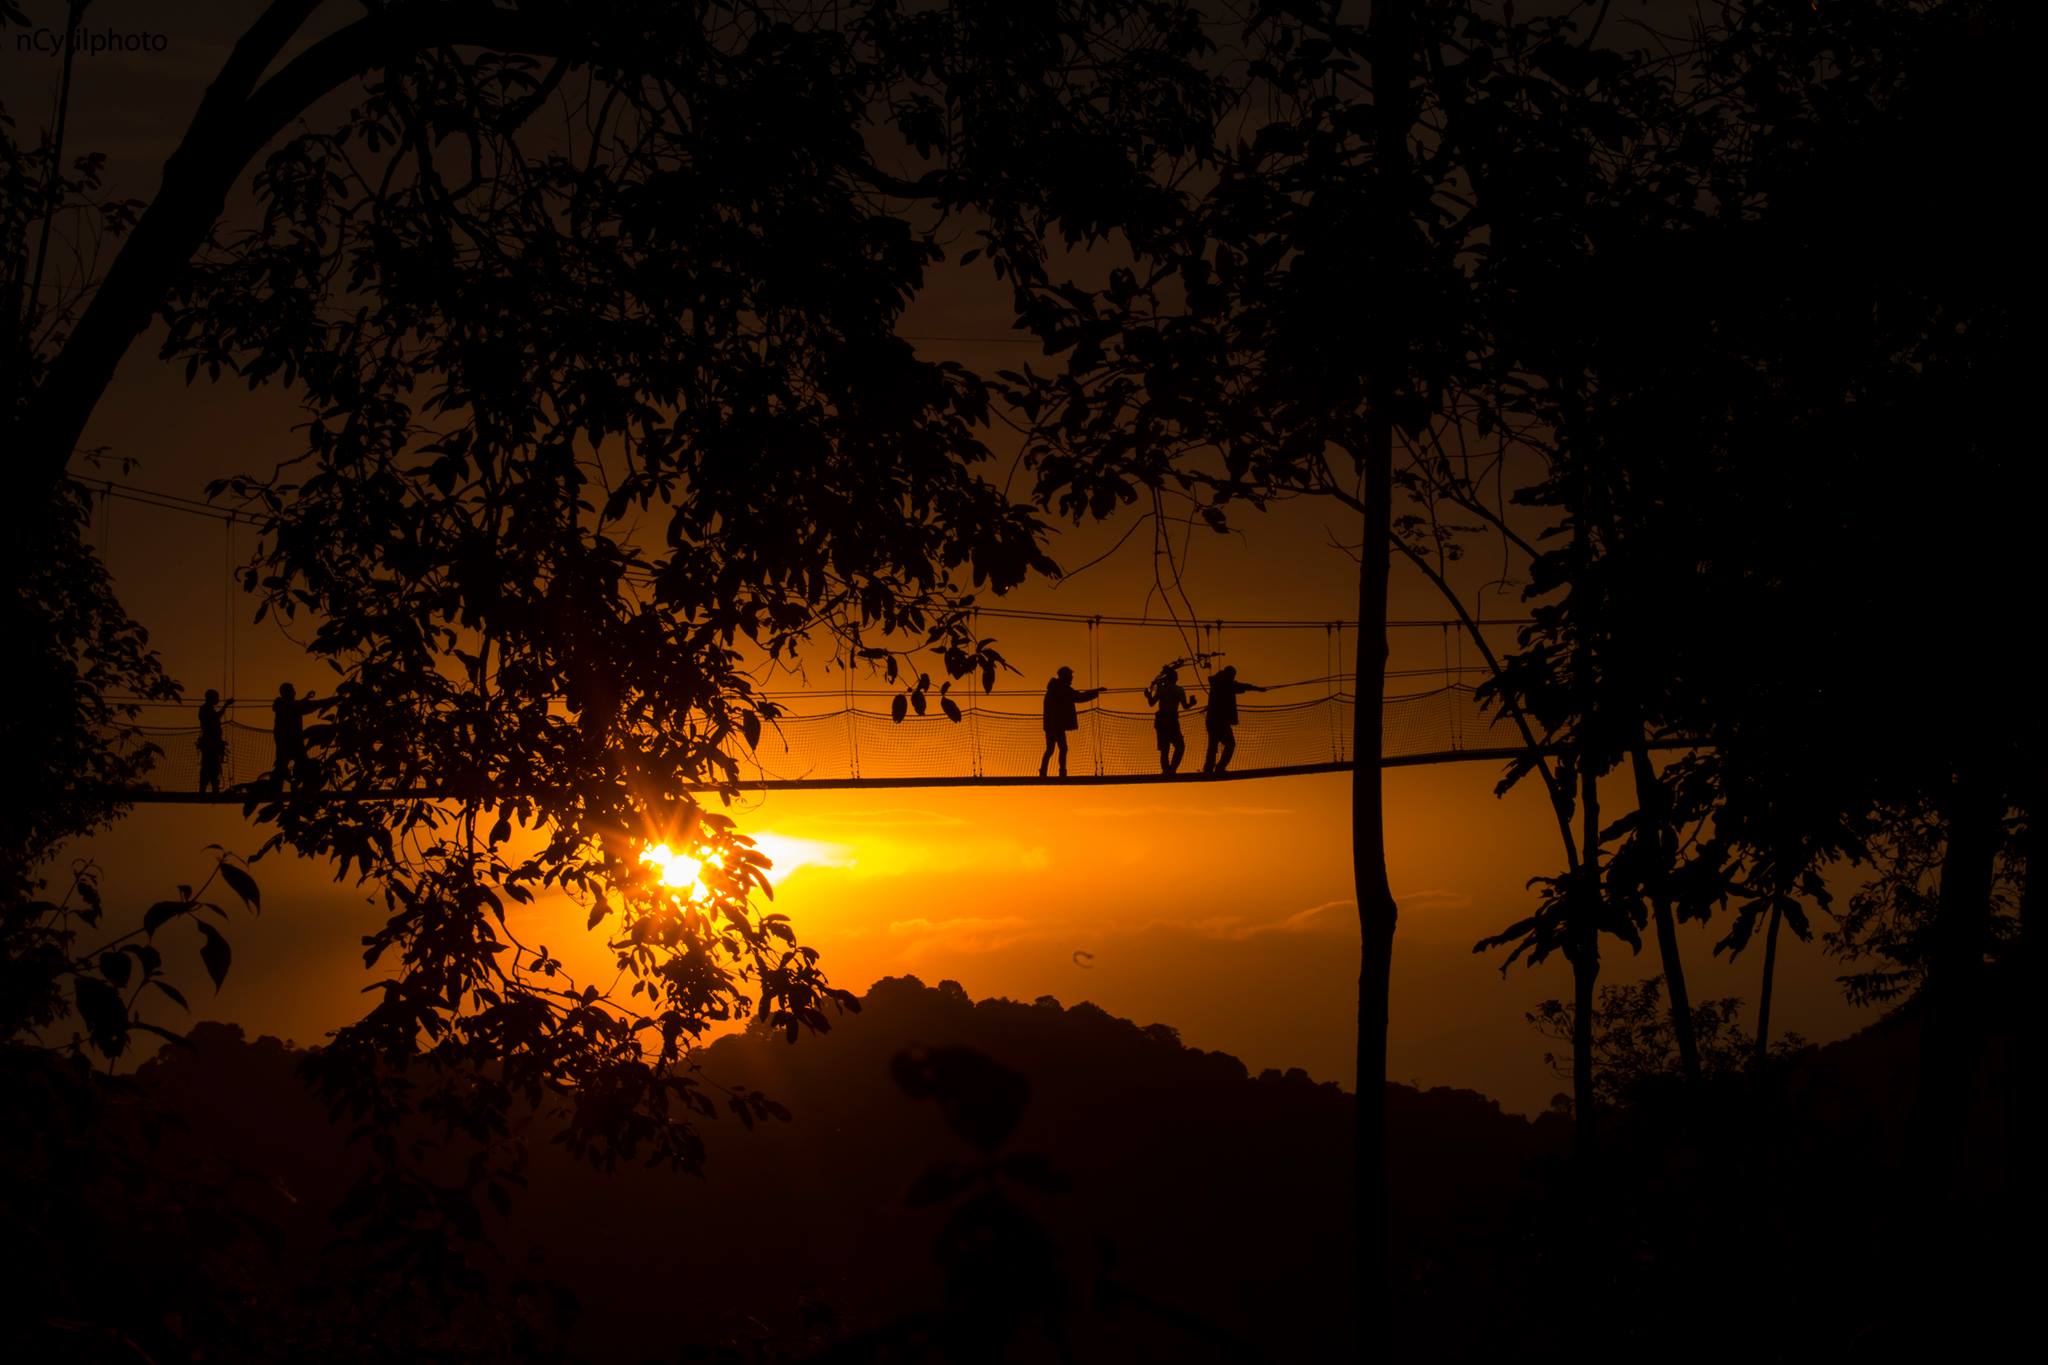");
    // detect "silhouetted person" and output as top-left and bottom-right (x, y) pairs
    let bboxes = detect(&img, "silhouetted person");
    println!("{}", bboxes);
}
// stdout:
(1038, 666), (1103, 778)
(270, 683), (331, 788)
(1201, 665), (1268, 775)
(1143, 665), (1198, 774)
(196, 689), (233, 793)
